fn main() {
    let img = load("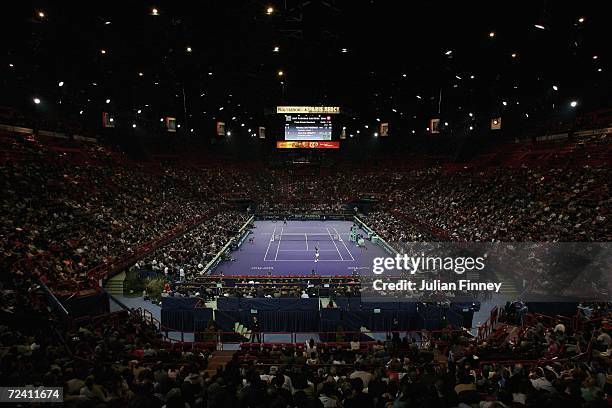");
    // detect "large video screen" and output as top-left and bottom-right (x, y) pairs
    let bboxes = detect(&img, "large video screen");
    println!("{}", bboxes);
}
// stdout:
(284, 114), (332, 141)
